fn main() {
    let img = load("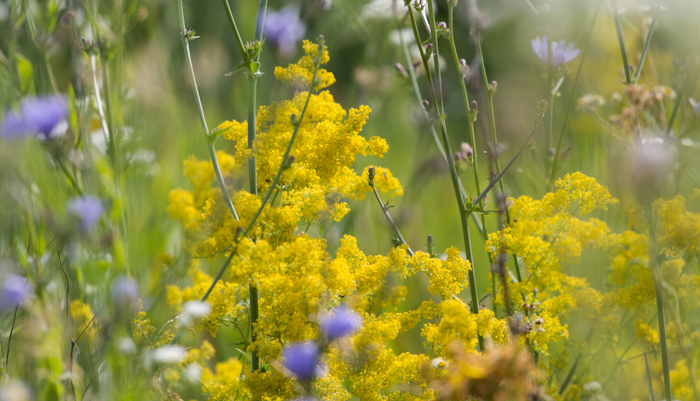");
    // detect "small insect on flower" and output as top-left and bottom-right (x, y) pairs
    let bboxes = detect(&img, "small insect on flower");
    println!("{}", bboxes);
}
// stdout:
(281, 341), (319, 381)
(320, 306), (362, 340)
(0, 95), (68, 140)
(67, 196), (104, 232)
(0, 274), (32, 312)
(531, 35), (580, 67)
